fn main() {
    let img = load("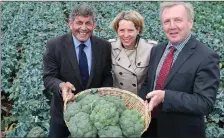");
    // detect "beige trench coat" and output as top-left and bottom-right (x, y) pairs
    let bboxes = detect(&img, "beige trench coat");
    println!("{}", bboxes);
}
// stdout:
(110, 38), (156, 94)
